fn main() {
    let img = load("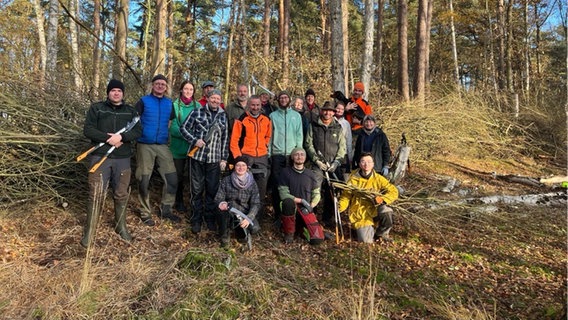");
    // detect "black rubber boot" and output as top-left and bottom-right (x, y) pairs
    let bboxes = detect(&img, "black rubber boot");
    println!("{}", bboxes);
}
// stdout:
(159, 204), (181, 223)
(81, 202), (98, 248)
(114, 200), (132, 242)
(217, 211), (230, 247)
